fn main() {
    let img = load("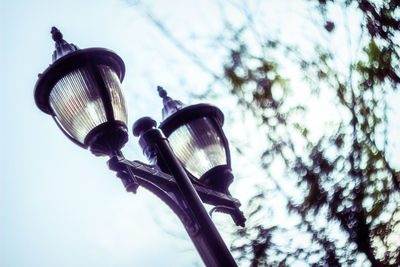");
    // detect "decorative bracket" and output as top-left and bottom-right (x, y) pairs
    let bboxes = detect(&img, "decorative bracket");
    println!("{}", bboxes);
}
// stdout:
(108, 155), (246, 228)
